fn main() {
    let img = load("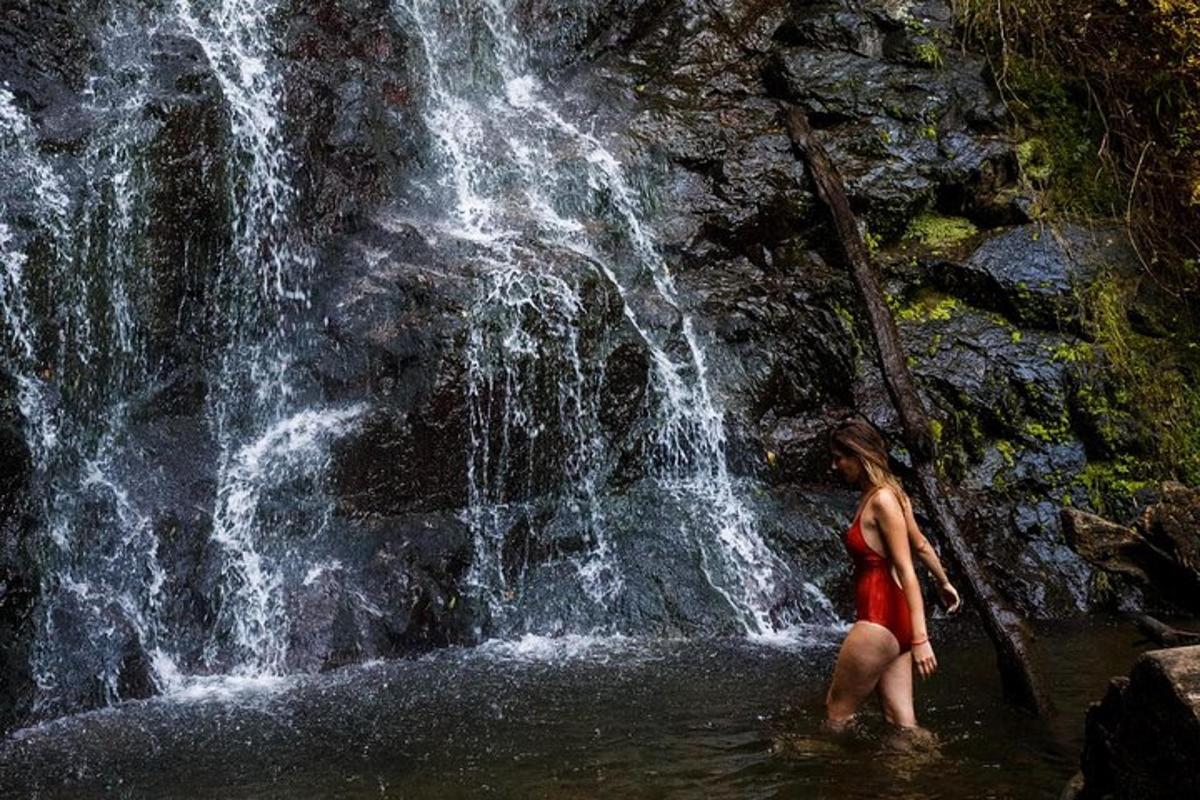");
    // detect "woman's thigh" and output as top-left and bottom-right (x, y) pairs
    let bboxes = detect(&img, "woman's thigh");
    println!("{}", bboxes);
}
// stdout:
(826, 621), (900, 722)
(875, 651), (916, 727)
